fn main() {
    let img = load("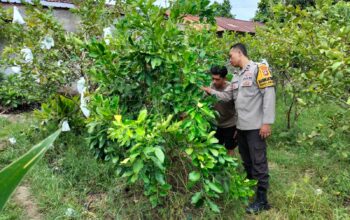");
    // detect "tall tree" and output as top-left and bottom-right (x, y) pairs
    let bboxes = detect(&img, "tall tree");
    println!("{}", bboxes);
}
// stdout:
(254, 0), (316, 22)
(212, 0), (235, 18)
(254, 0), (276, 22)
